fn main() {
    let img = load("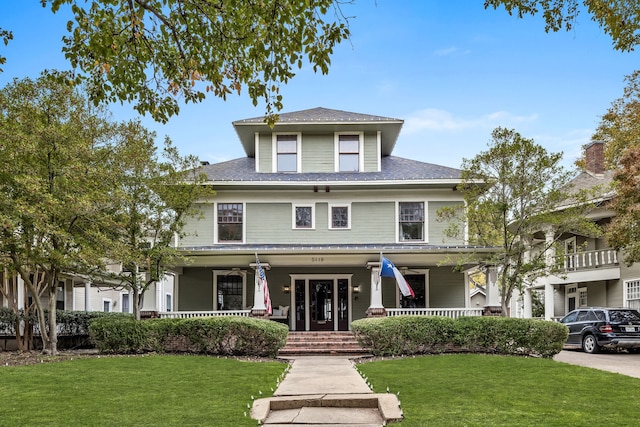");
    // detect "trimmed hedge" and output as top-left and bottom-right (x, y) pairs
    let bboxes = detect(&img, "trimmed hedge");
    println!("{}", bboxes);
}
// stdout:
(352, 316), (568, 358)
(0, 307), (129, 336)
(89, 316), (289, 358)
